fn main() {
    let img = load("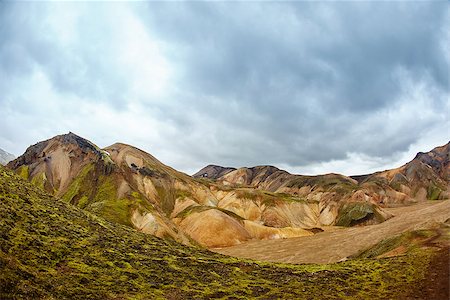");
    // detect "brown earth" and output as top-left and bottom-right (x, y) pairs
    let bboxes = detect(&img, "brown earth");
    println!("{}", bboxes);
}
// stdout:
(410, 246), (449, 300)
(214, 200), (450, 264)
